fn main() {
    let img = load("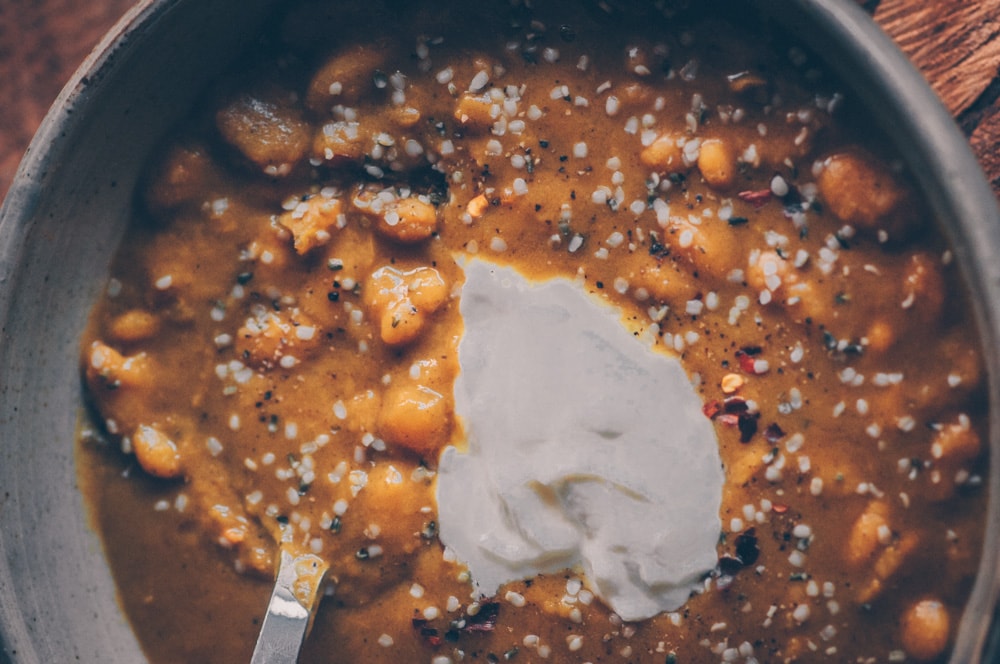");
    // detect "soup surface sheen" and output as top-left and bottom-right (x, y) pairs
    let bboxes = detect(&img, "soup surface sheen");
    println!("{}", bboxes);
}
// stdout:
(79, 1), (988, 662)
